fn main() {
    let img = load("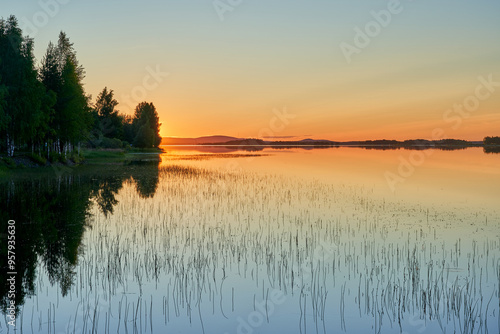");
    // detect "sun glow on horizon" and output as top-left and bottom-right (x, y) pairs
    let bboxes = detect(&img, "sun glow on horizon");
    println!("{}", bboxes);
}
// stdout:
(5, 0), (498, 141)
